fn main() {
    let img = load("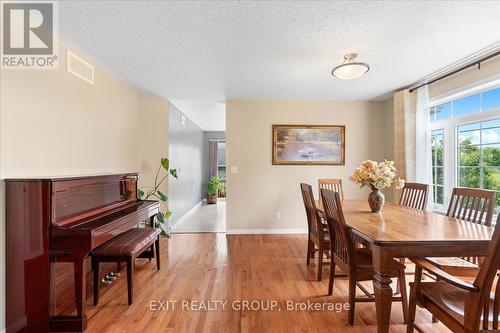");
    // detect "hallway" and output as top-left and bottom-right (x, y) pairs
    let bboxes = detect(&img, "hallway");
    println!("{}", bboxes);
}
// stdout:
(172, 199), (226, 233)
